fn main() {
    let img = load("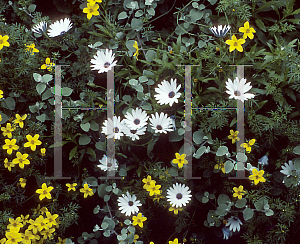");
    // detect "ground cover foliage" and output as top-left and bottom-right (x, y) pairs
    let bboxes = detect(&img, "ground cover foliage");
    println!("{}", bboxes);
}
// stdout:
(0, 0), (300, 243)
